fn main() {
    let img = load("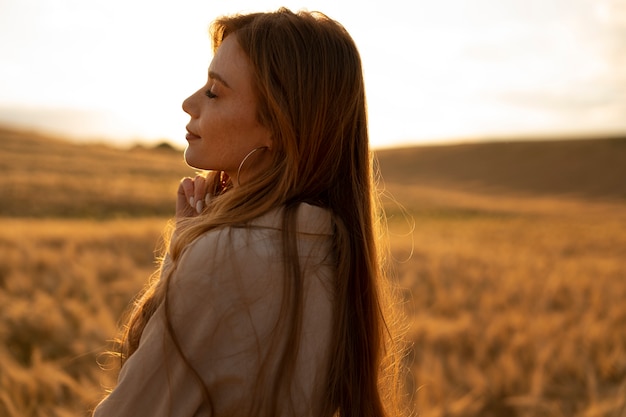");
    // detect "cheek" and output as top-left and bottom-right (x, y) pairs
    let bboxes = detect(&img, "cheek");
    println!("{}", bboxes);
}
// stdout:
(199, 103), (241, 137)
(235, 102), (271, 143)
(216, 105), (265, 146)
